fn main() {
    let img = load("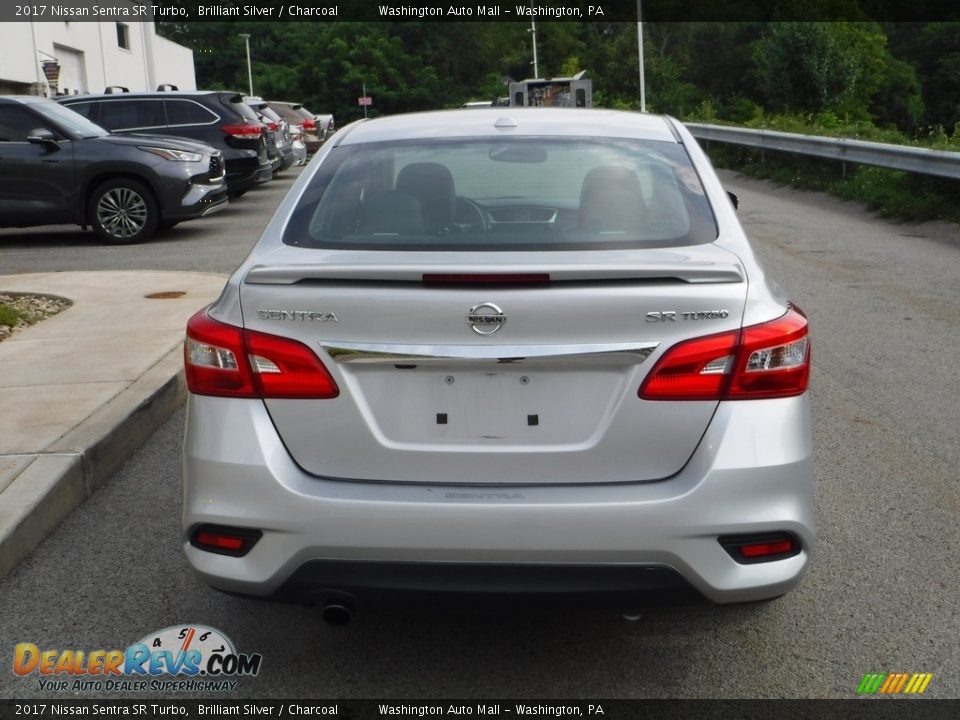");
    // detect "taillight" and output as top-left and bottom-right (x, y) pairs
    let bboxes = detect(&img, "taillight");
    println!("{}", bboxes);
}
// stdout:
(638, 329), (738, 401)
(301, 118), (316, 131)
(639, 306), (810, 401)
(184, 309), (339, 399)
(266, 121), (278, 132)
(221, 122), (262, 139)
(727, 306), (810, 399)
(184, 311), (255, 397)
(245, 328), (339, 399)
